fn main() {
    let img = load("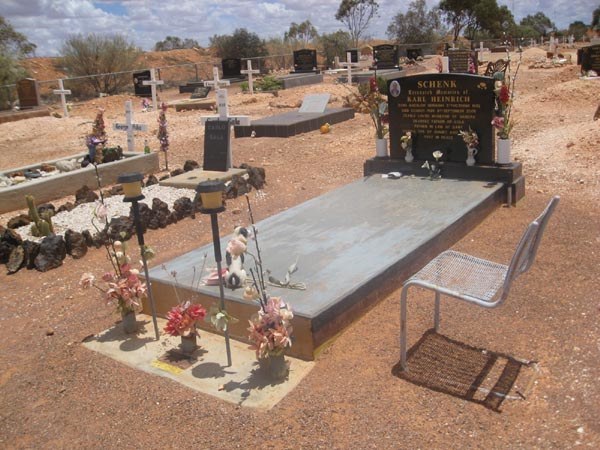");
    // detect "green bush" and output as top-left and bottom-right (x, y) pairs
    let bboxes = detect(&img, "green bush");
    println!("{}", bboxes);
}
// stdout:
(255, 76), (282, 92)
